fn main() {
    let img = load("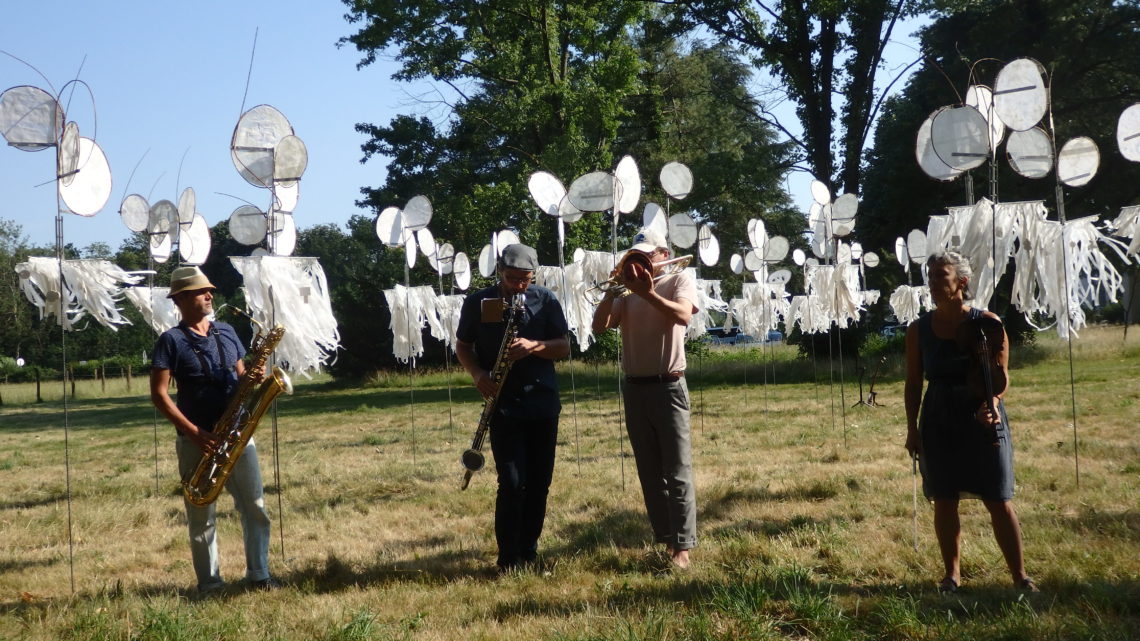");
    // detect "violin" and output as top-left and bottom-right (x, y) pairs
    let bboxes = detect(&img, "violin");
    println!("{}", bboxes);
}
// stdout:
(955, 314), (1007, 445)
